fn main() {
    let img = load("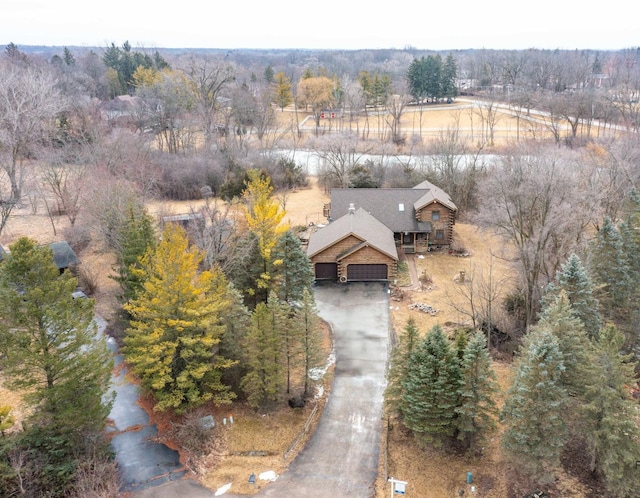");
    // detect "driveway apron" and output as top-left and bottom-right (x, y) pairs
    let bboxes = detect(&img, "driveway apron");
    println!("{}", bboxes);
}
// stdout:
(260, 281), (389, 497)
